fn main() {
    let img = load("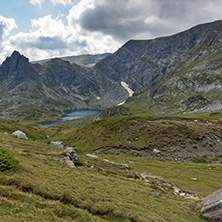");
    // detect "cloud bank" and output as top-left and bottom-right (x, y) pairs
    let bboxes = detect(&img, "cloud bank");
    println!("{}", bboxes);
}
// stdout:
(1, 0), (222, 63)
